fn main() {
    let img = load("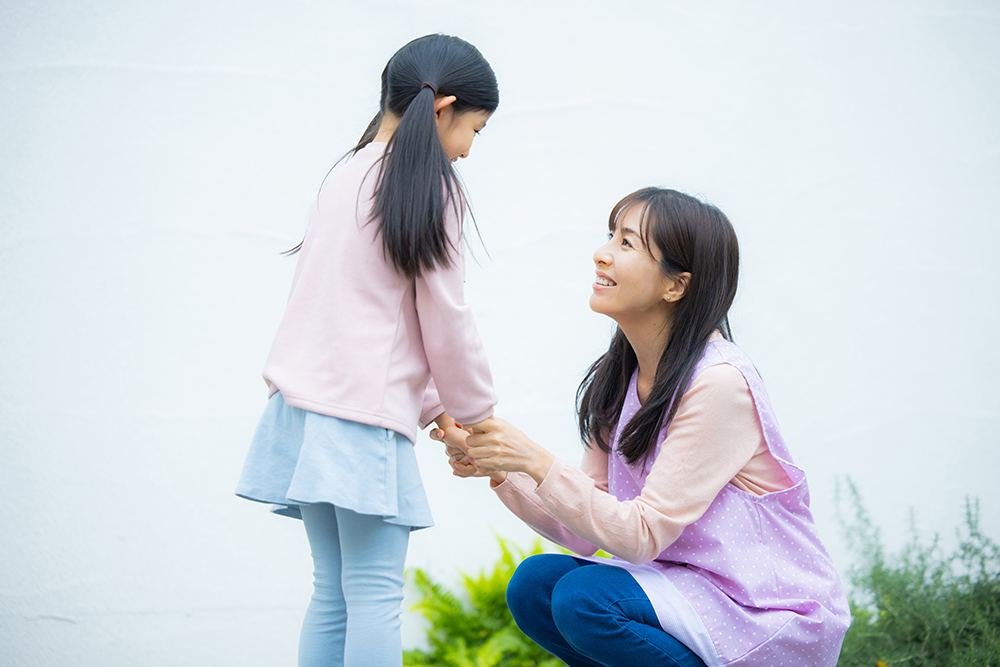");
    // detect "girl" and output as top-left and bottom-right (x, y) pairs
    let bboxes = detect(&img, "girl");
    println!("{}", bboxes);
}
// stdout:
(236, 34), (499, 667)
(441, 188), (851, 666)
